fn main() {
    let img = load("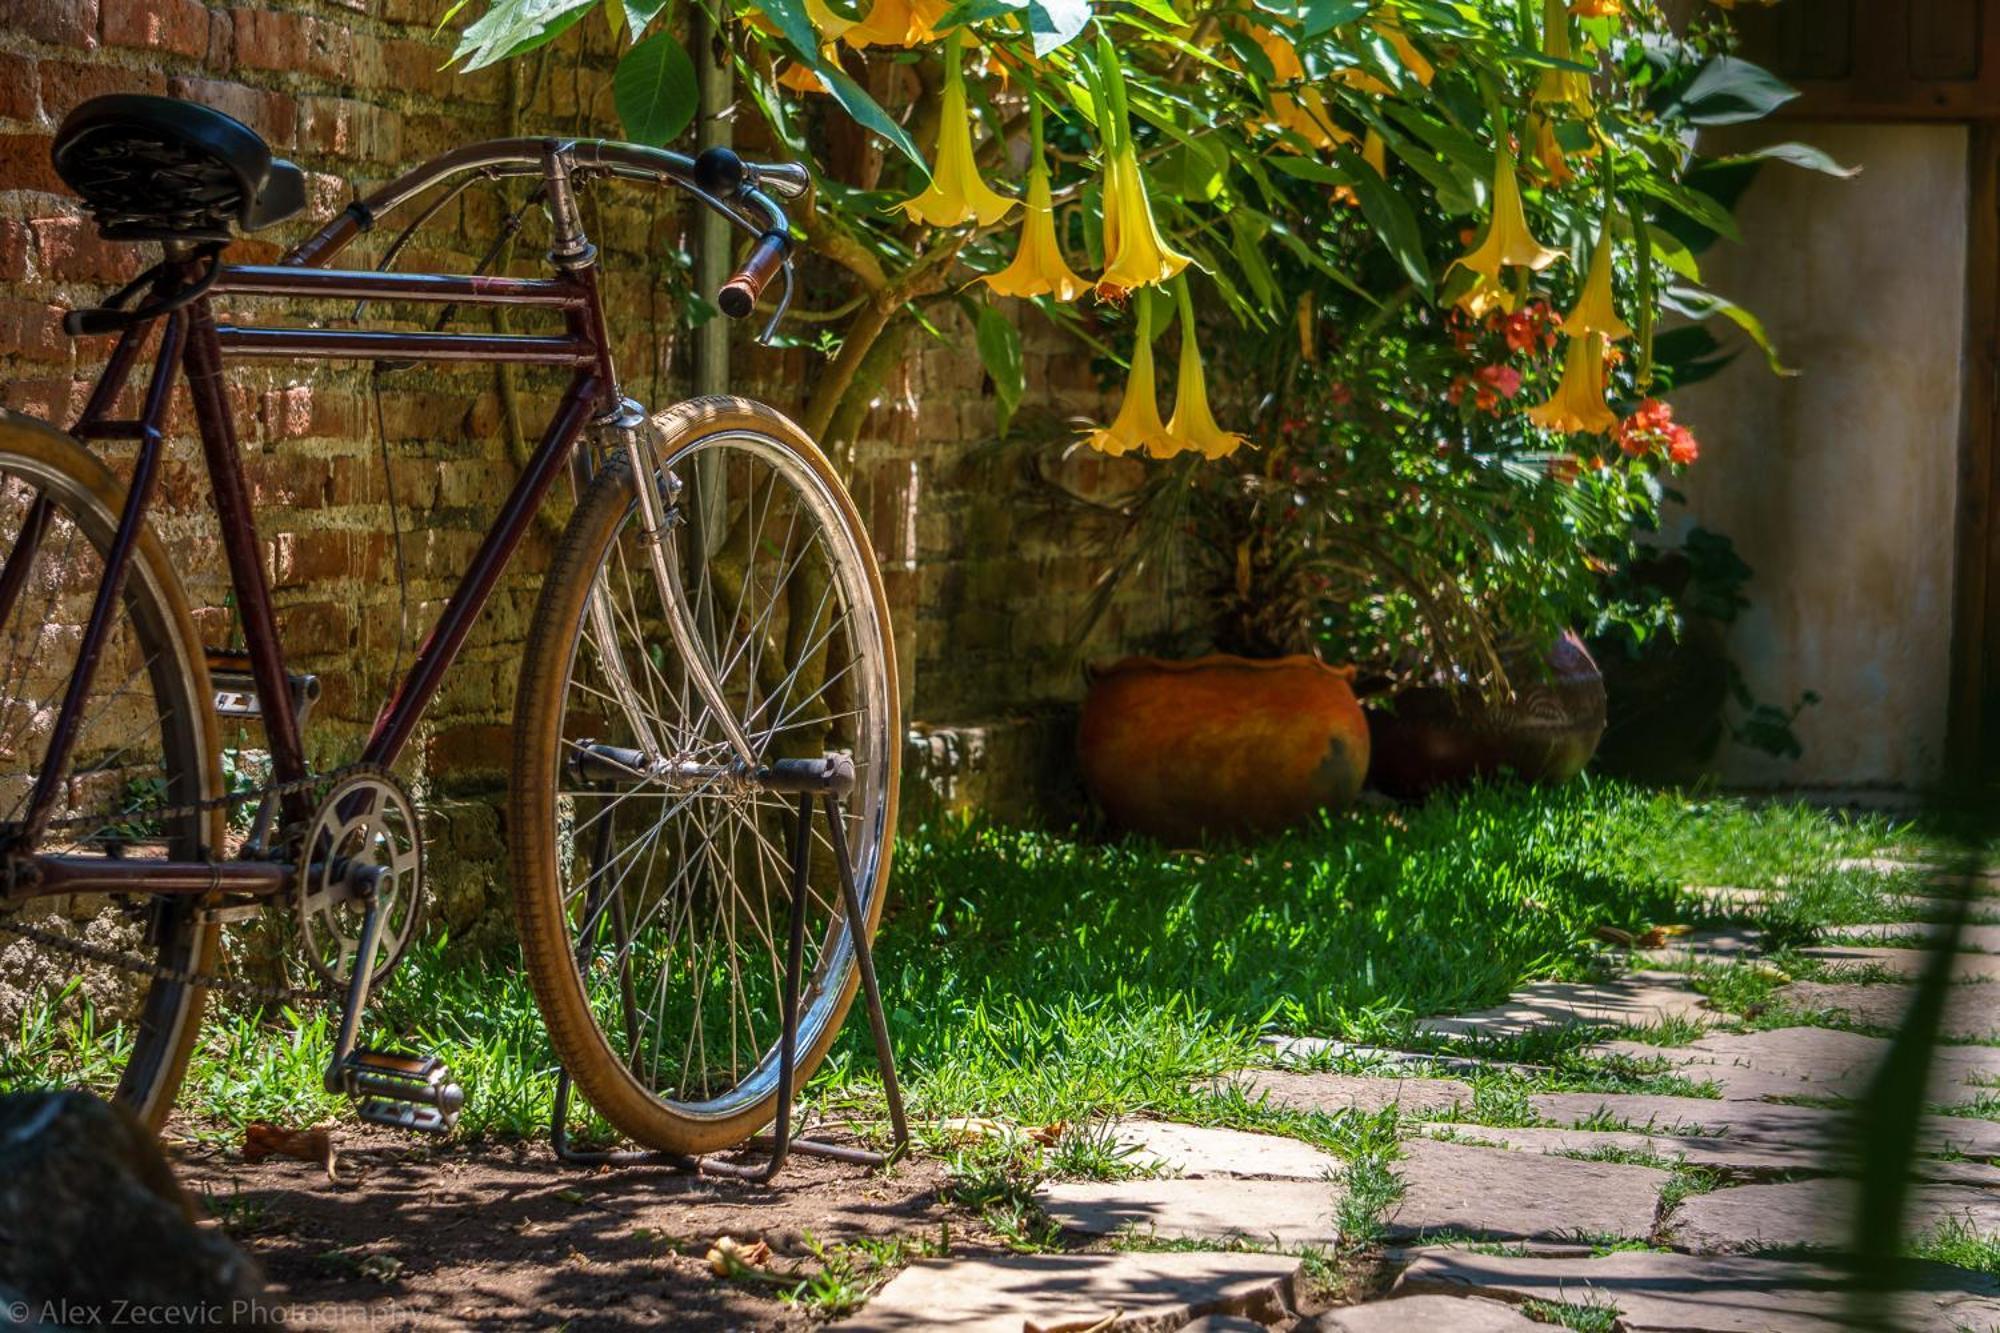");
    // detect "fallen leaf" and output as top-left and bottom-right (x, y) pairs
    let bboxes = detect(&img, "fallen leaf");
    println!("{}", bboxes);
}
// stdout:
(1029, 1121), (1067, 1147)
(706, 1235), (774, 1278)
(355, 1254), (402, 1283)
(244, 1122), (340, 1185)
(936, 1117), (1017, 1144)
(1594, 925), (1636, 947)
(1635, 923), (1693, 948)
